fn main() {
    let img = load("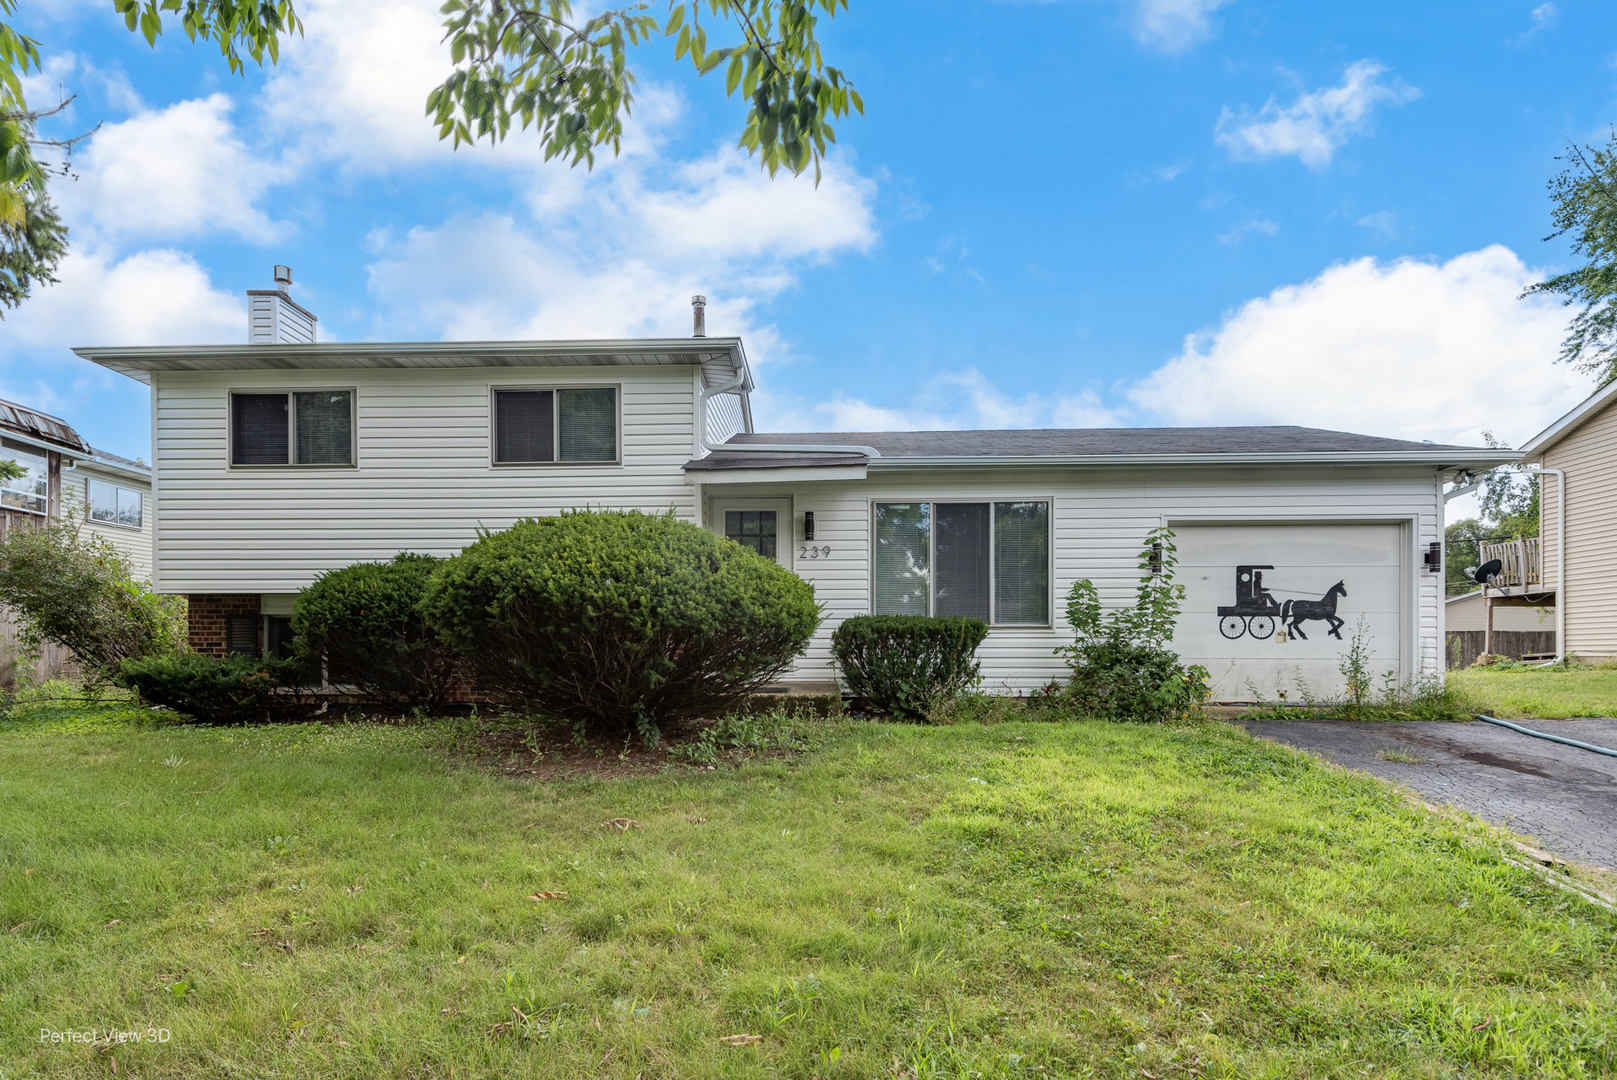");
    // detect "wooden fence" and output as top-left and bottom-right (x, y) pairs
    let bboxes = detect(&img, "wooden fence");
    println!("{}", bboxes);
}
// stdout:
(1445, 630), (1557, 670)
